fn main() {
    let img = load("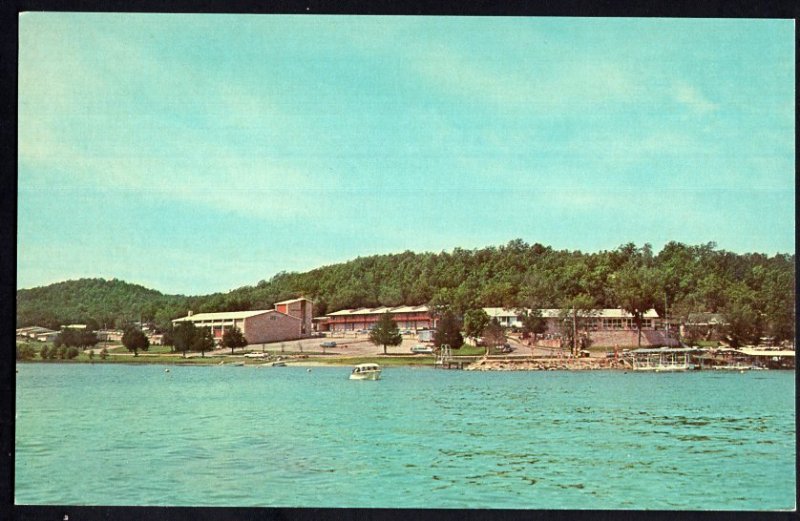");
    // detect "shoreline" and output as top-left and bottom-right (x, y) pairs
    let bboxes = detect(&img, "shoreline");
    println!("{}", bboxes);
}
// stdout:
(19, 356), (785, 371)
